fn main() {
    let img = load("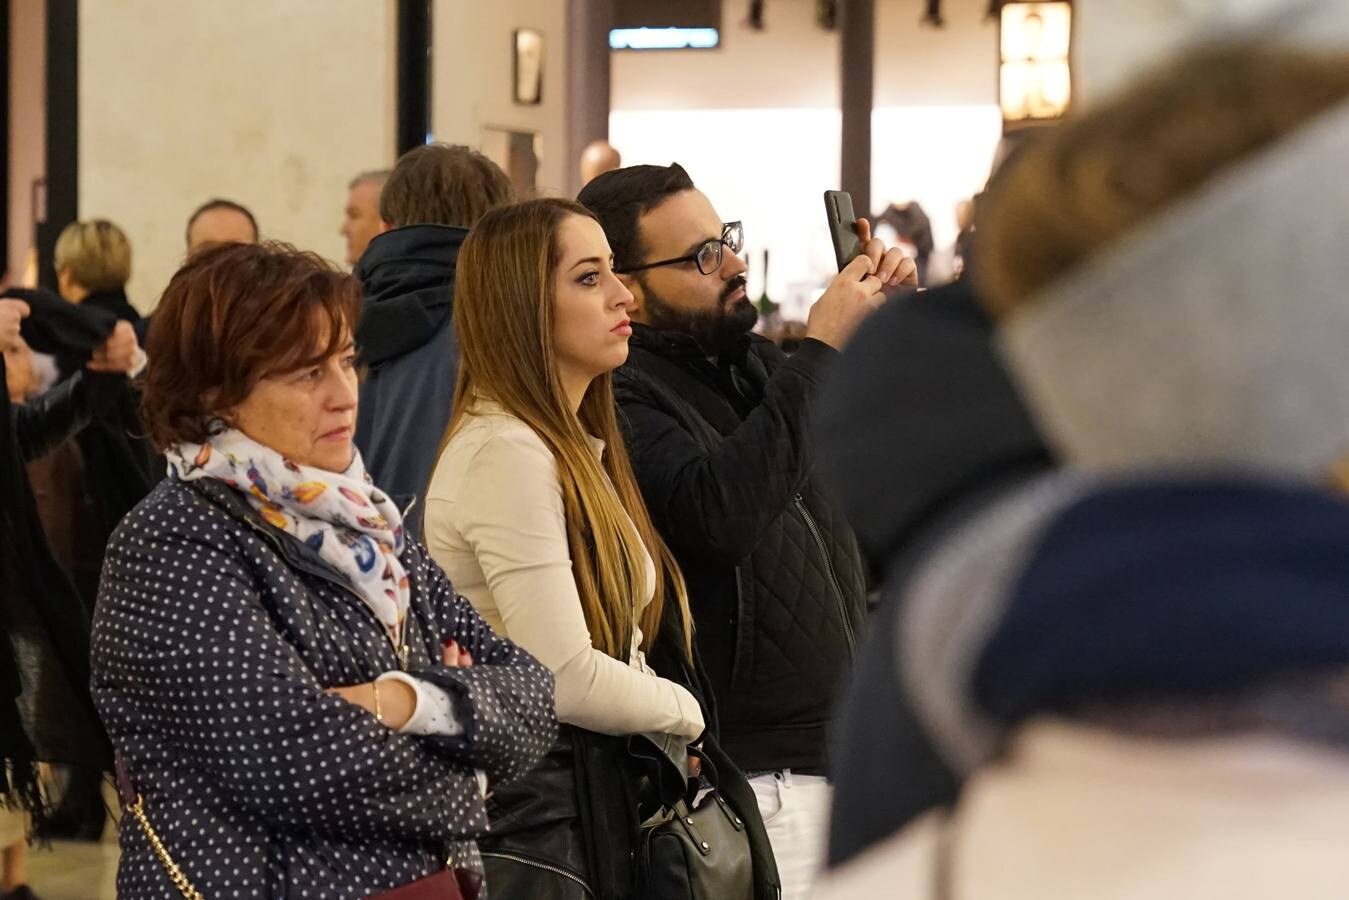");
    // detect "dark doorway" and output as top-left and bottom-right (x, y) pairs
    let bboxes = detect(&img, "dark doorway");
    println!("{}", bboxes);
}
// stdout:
(396, 0), (432, 156)
(39, 0), (76, 291)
